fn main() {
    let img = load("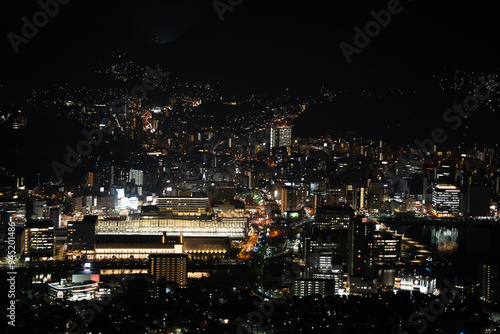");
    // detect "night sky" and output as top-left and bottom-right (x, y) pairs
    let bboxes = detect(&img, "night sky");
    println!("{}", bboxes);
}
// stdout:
(2, 0), (500, 94)
(1, 0), (500, 153)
